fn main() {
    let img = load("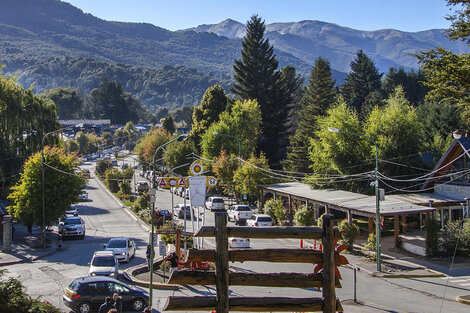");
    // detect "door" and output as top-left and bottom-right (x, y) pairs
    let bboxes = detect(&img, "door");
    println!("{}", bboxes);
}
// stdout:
(85, 281), (107, 309)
